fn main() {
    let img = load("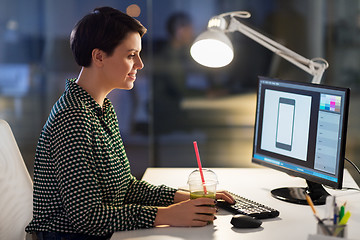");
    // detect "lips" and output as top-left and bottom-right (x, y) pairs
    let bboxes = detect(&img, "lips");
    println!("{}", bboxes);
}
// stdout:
(128, 72), (137, 80)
